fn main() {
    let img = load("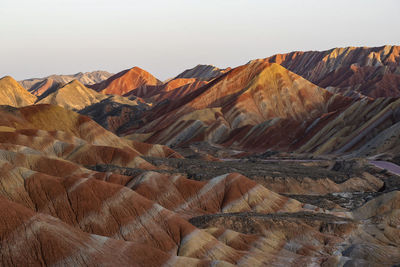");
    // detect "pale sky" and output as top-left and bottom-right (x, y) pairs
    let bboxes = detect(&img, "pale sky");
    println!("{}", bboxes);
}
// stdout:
(1, 0), (399, 81)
